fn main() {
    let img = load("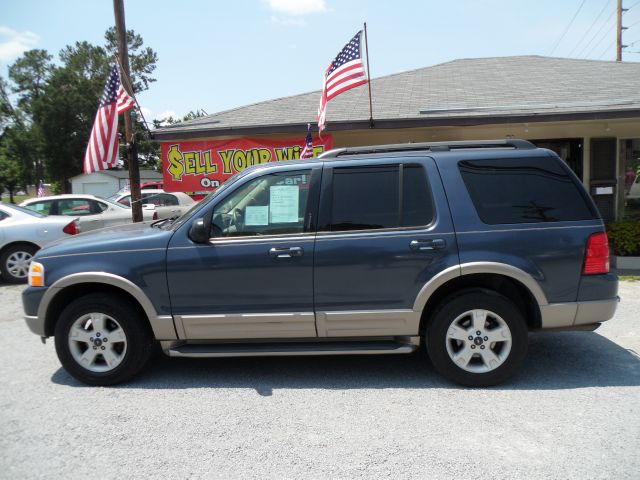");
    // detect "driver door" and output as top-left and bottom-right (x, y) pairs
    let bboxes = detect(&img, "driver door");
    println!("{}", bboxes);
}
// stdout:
(166, 166), (321, 340)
